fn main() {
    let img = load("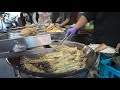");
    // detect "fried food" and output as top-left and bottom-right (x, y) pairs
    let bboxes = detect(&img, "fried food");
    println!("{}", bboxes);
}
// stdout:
(23, 64), (44, 73)
(21, 45), (87, 74)
(43, 24), (64, 33)
(21, 24), (38, 36)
